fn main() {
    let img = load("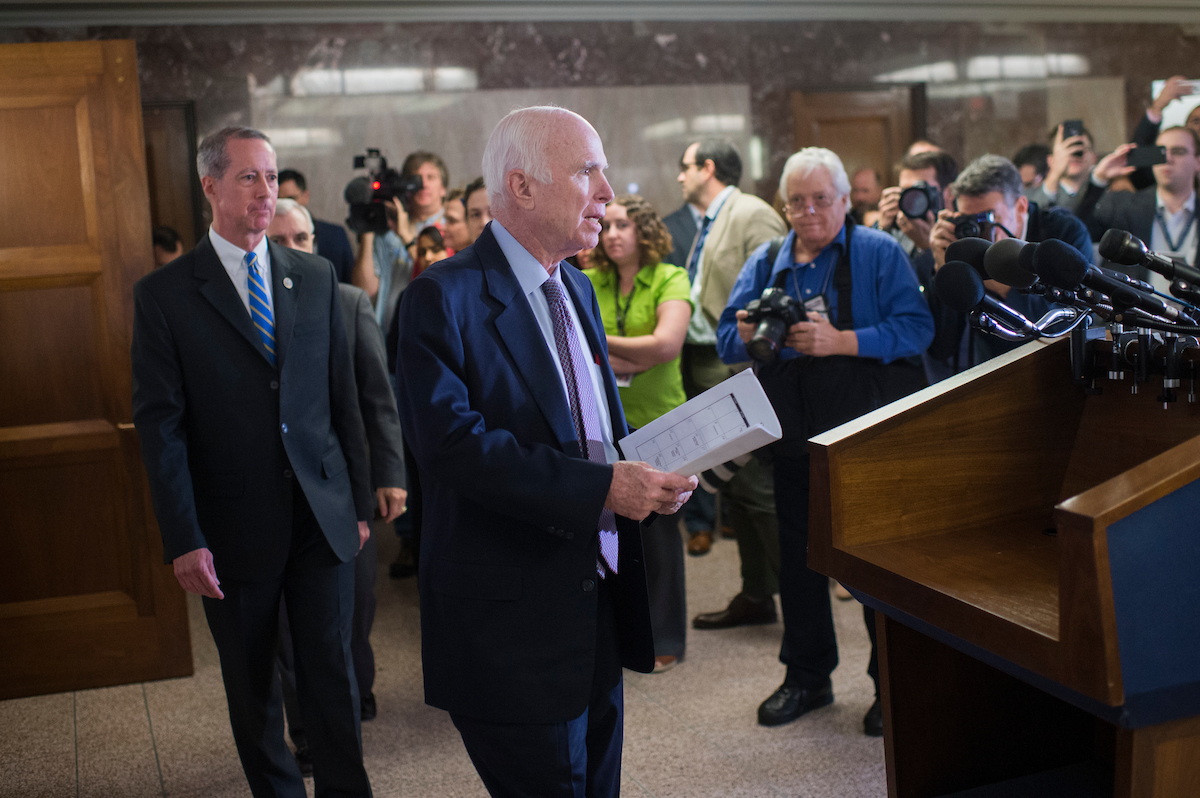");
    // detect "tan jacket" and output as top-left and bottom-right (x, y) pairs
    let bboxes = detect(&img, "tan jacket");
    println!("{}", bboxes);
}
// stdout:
(692, 188), (788, 328)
